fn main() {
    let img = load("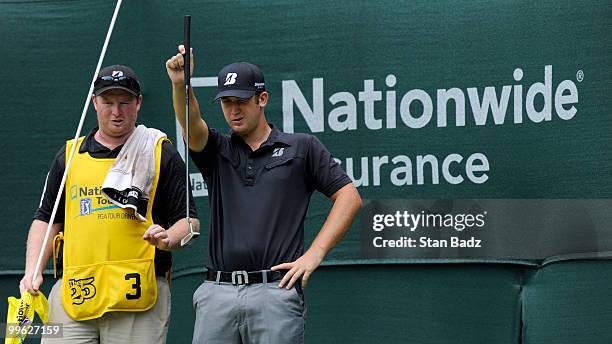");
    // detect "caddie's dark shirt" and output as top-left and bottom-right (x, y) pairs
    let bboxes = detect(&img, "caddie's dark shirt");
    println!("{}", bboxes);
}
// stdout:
(190, 124), (351, 272)
(34, 127), (198, 276)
